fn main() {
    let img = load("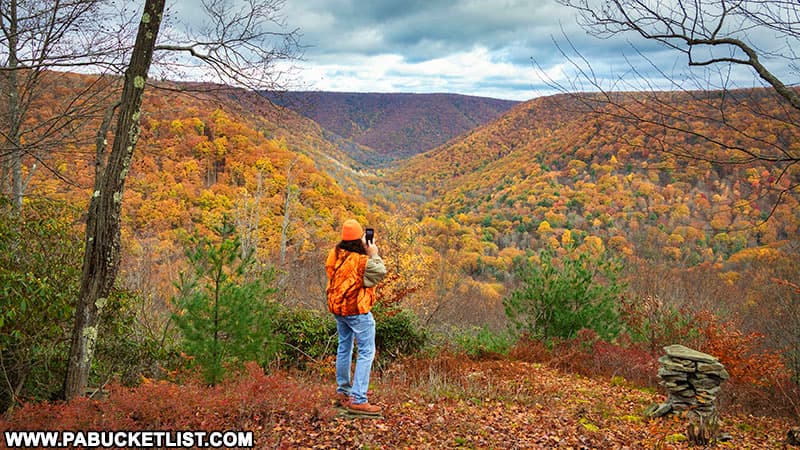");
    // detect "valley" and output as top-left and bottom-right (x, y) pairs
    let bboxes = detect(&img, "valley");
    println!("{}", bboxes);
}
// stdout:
(20, 73), (800, 336)
(3, 72), (799, 425)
